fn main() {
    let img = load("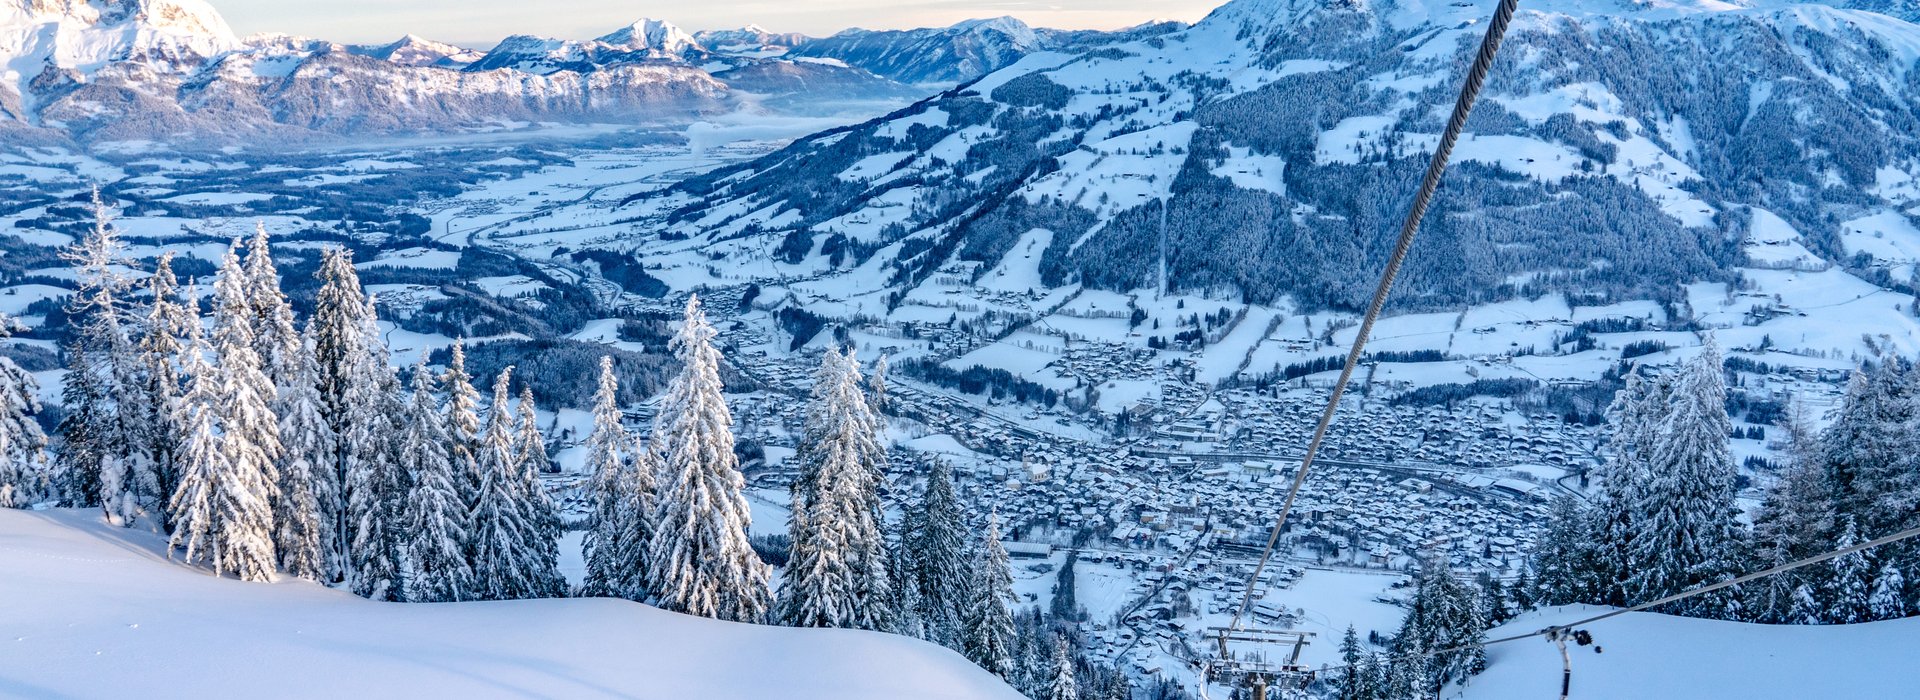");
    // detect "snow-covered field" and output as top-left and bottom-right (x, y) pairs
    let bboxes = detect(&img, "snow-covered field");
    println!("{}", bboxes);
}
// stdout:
(0, 509), (1021, 700)
(1464, 605), (1920, 699)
